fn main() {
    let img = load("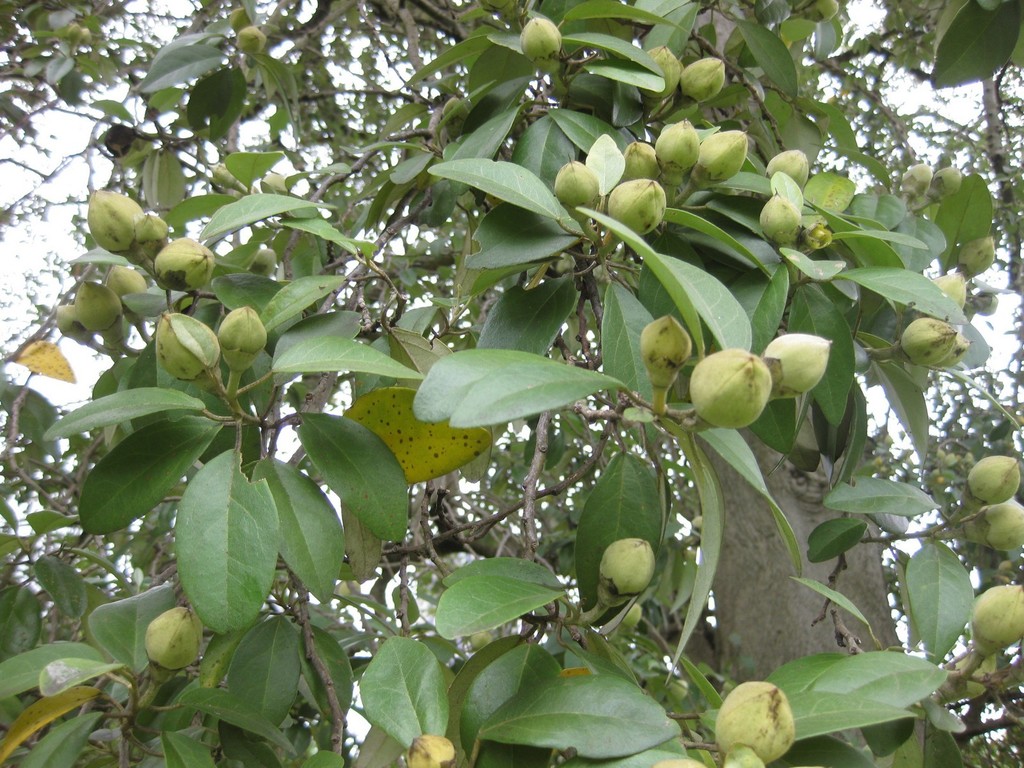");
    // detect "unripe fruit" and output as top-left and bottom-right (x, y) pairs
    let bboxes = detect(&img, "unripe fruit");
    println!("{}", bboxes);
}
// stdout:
(689, 349), (772, 428)
(759, 195), (802, 247)
(88, 191), (144, 252)
(133, 213), (168, 244)
(973, 291), (998, 316)
(67, 23), (92, 48)
(930, 167), (962, 199)
(229, 7), (252, 32)
(808, 0), (840, 21)
(641, 315), (692, 388)
(598, 538), (656, 607)
(249, 247), (278, 276)
(145, 607), (203, 671)
(156, 312), (221, 381)
(803, 222), (832, 250)
(554, 161), (600, 209)
(763, 333), (831, 397)
(407, 734), (456, 768)
(468, 631), (493, 650)
(715, 681), (795, 763)
(766, 149), (809, 189)
(900, 317), (958, 367)
(934, 331), (970, 367)
(520, 18), (561, 68)
(900, 163), (933, 198)
(679, 58), (725, 102)
(619, 602), (643, 631)
(74, 282), (122, 331)
(154, 238), (216, 291)
(723, 745), (766, 768)
(965, 500), (1024, 550)
(693, 131), (748, 186)
(106, 265), (148, 298)
(645, 46), (682, 99)
(932, 272), (967, 309)
(607, 179), (666, 235)
(655, 121), (700, 185)
(55, 305), (85, 336)
(959, 236), (995, 277)
(971, 584), (1024, 655)
(212, 163), (244, 192)
(622, 142), (660, 181)
(968, 456), (1021, 504)
(237, 25), (267, 54)
(218, 306), (268, 372)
